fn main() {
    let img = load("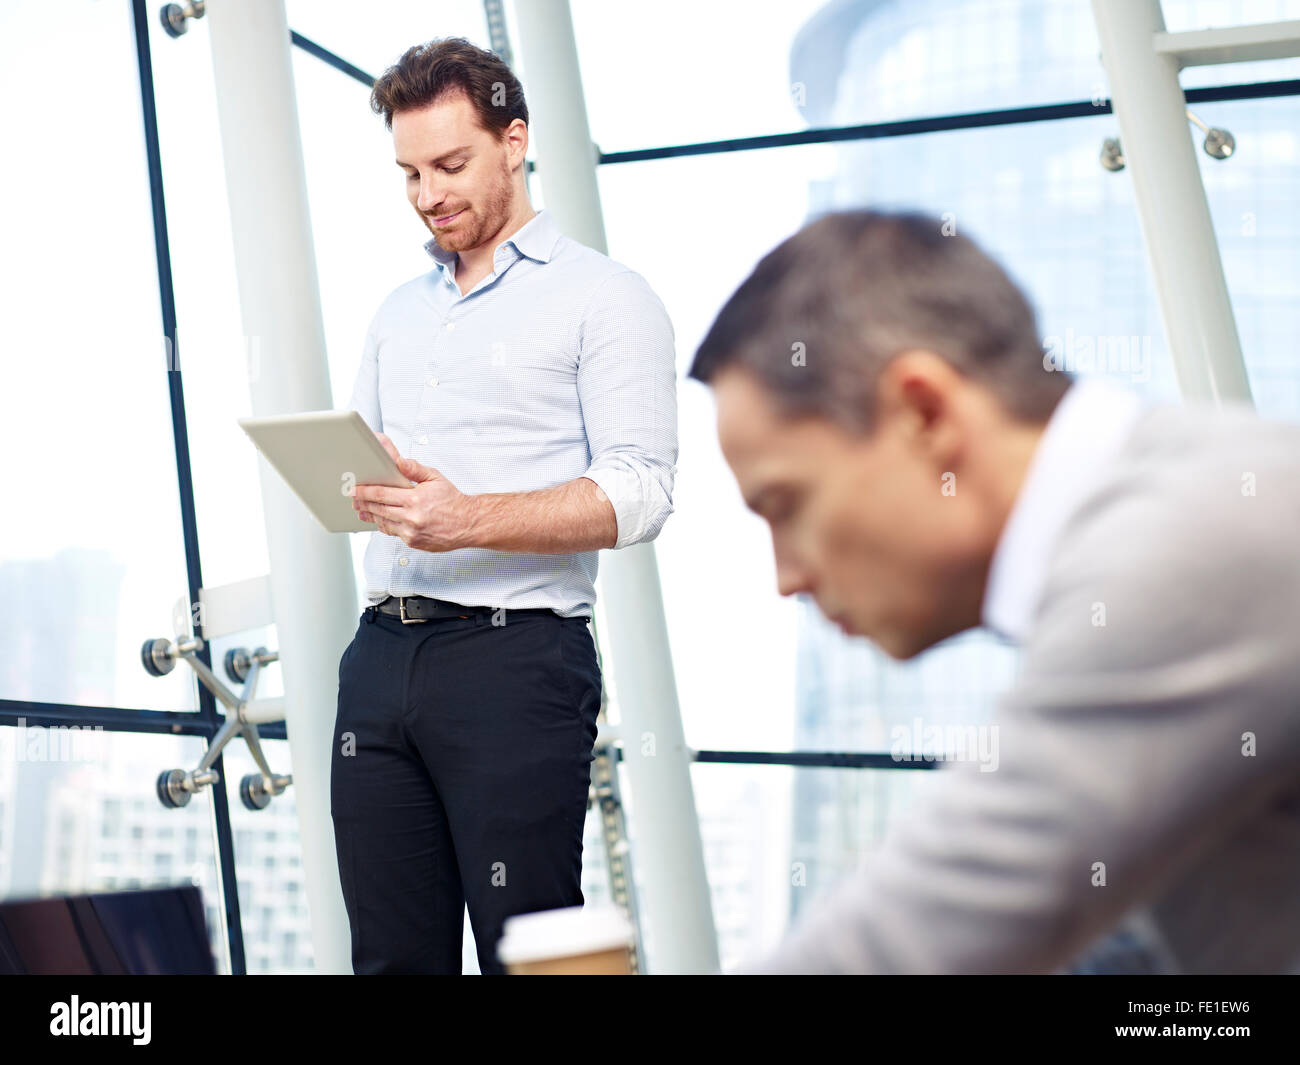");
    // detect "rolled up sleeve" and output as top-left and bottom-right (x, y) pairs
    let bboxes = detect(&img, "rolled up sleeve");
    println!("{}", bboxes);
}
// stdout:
(577, 269), (679, 549)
